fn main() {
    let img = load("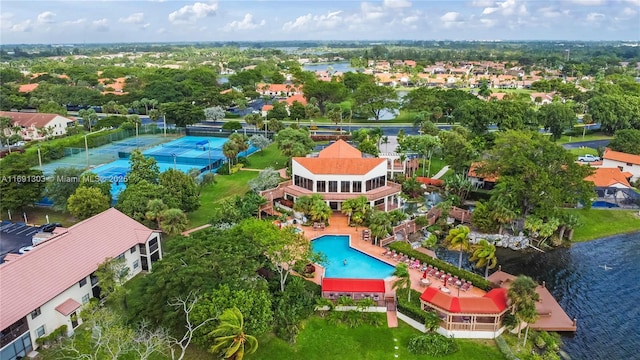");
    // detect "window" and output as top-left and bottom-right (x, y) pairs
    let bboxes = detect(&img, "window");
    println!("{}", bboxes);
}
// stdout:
(30, 308), (41, 319)
(115, 253), (125, 261)
(341, 181), (350, 193)
(90, 273), (99, 286)
(82, 294), (90, 304)
(36, 326), (45, 338)
(328, 181), (338, 192)
(366, 176), (386, 191)
(316, 180), (326, 192)
(130, 246), (137, 253)
(353, 181), (362, 193)
(79, 277), (87, 287)
(294, 175), (313, 191)
(133, 260), (139, 269)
